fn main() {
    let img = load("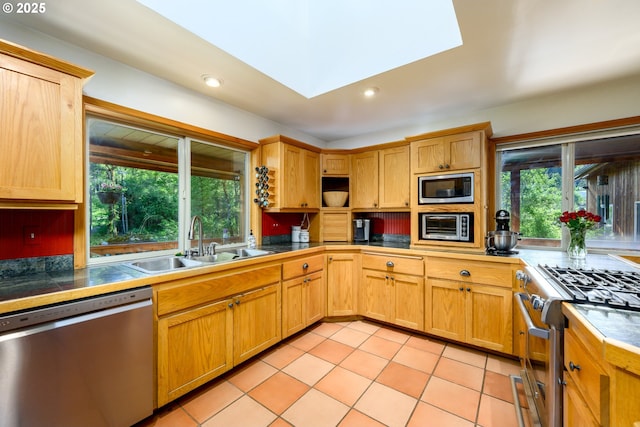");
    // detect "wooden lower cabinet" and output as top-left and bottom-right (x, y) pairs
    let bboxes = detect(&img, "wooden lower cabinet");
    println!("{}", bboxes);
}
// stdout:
(232, 285), (282, 364)
(156, 266), (281, 406)
(157, 298), (233, 406)
(326, 252), (360, 316)
(282, 255), (326, 337)
(362, 269), (423, 329)
(425, 278), (512, 353)
(424, 257), (514, 354)
(282, 271), (325, 337)
(360, 253), (424, 330)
